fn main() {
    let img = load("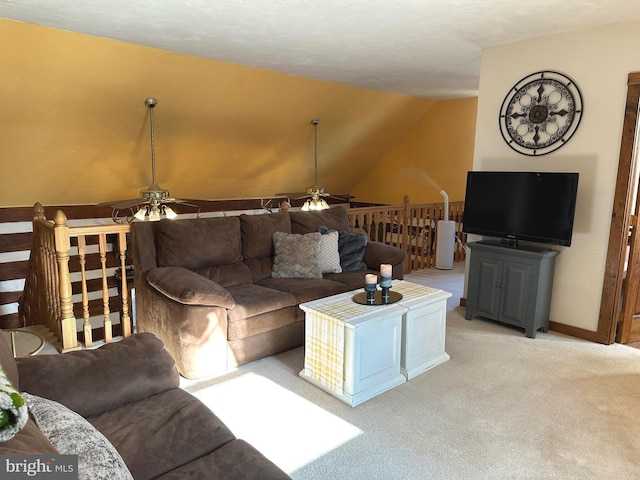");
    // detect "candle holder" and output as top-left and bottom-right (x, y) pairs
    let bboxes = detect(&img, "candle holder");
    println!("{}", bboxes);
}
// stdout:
(365, 283), (377, 304)
(381, 285), (391, 304)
